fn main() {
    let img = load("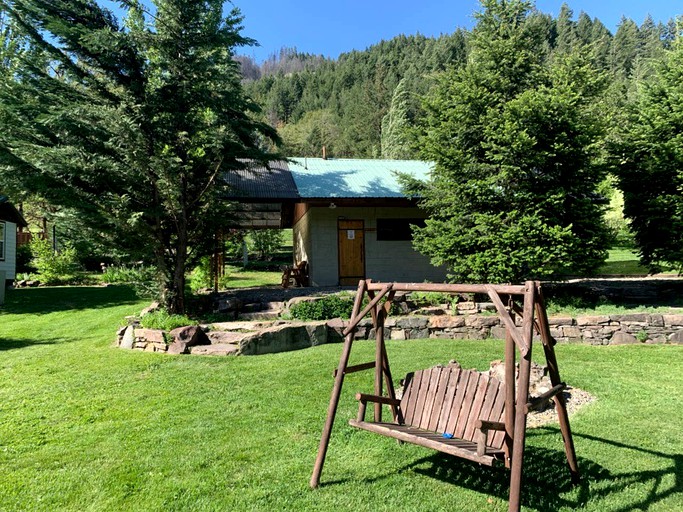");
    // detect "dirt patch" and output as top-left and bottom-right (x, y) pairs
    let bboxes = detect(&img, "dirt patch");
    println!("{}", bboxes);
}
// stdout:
(527, 387), (596, 428)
